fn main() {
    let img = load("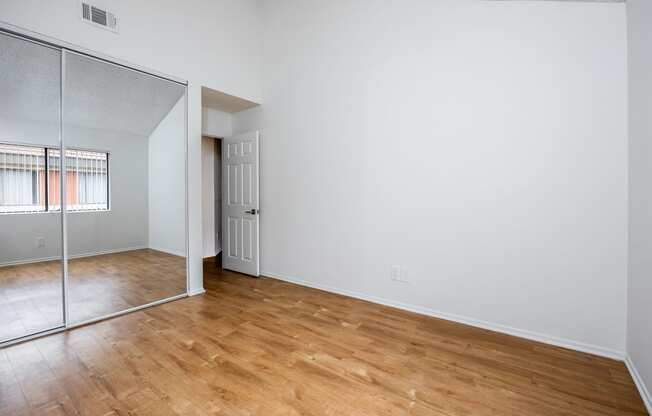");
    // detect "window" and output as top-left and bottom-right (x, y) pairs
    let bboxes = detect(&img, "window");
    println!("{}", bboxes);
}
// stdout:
(0, 143), (109, 214)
